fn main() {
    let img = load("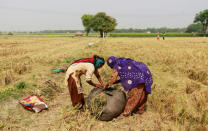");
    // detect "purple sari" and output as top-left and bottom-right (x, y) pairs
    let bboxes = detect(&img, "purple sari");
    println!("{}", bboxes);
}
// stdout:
(107, 56), (153, 94)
